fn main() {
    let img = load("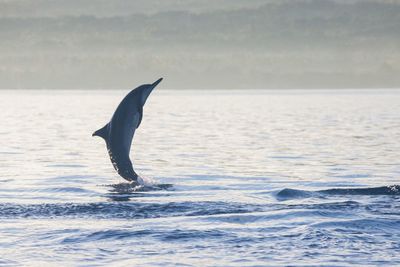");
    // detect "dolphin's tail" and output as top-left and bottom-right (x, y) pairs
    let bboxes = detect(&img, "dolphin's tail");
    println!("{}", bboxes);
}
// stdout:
(111, 156), (139, 183)
(118, 169), (139, 183)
